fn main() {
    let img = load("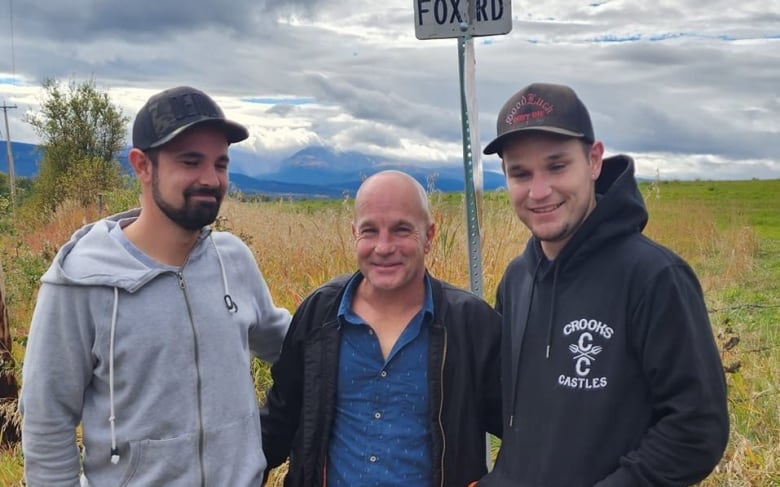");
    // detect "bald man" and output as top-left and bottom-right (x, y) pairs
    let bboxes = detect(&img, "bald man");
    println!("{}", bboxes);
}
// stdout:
(261, 170), (502, 487)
